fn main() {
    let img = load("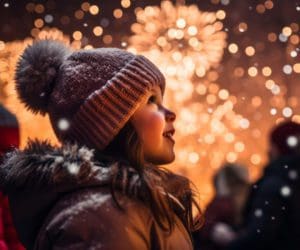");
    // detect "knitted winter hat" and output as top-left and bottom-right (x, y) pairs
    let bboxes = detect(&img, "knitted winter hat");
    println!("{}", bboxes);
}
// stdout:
(270, 120), (300, 155)
(15, 40), (165, 150)
(0, 104), (20, 155)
